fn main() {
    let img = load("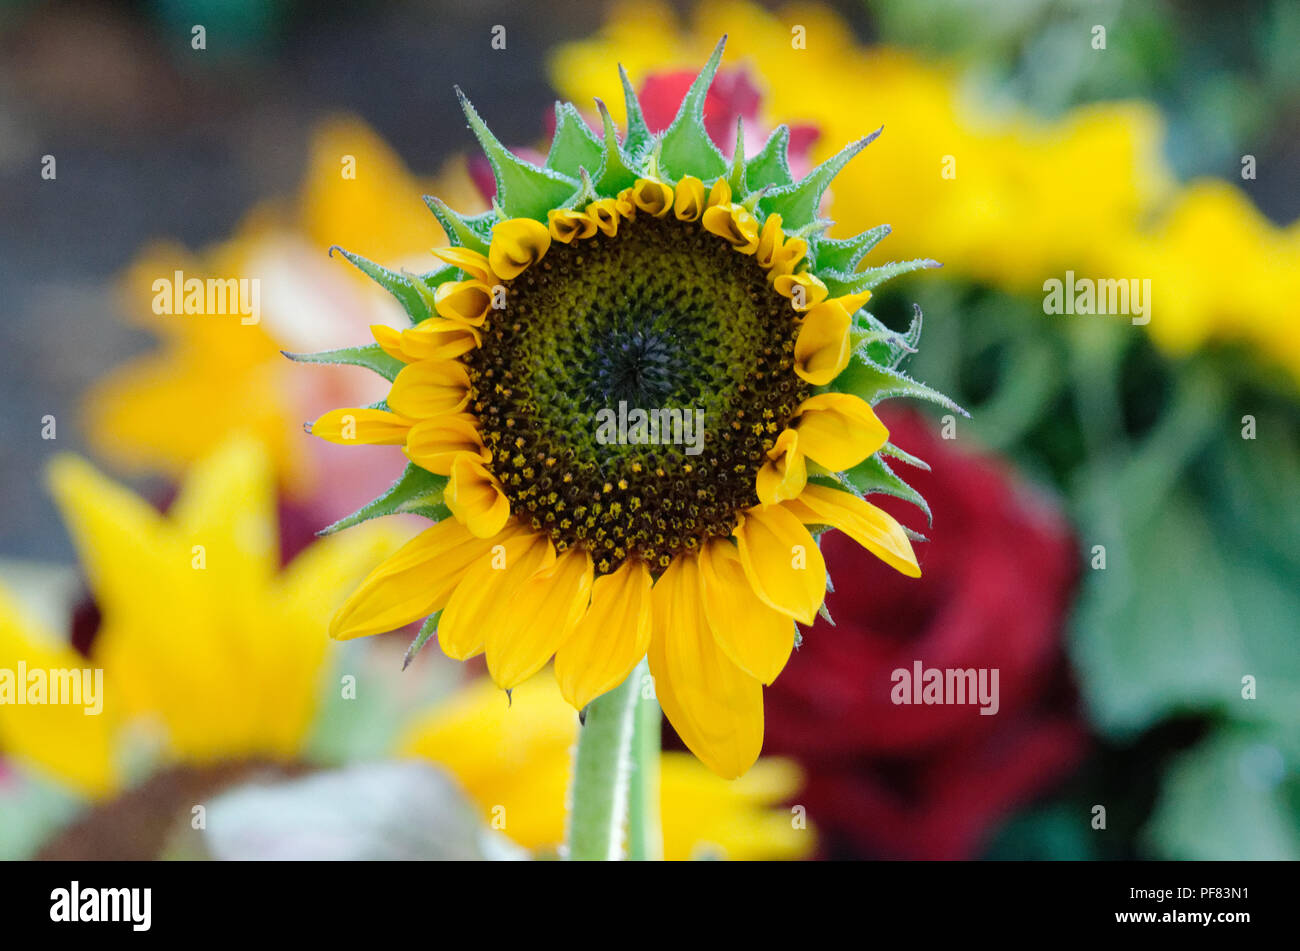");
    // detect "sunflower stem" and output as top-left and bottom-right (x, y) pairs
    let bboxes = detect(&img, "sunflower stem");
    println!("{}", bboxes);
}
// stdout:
(567, 661), (642, 860)
(627, 661), (663, 860)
